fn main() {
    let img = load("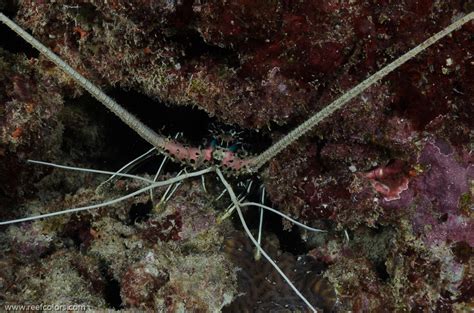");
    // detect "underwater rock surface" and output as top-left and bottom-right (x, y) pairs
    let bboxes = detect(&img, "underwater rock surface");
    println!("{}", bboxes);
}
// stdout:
(0, 1), (473, 312)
